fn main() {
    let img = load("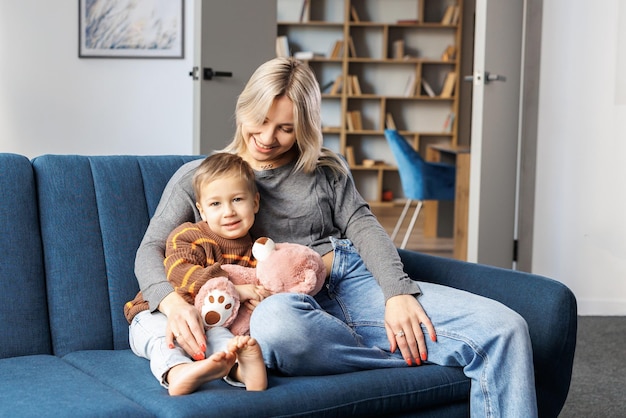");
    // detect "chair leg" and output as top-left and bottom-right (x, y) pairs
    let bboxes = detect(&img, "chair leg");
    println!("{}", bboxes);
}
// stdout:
(400, 200), (423, 250)
(391, 199), (412, 242)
